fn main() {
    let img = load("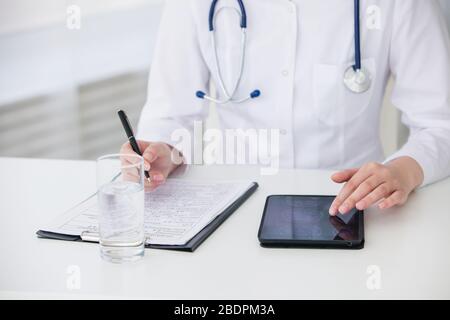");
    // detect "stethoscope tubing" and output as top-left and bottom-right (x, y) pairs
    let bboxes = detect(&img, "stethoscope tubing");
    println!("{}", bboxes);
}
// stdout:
(211, 24), (247, 102)
(197, 0), (260, 104)
(197, 0), (370, 104)
(353, 0), (362, 71)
